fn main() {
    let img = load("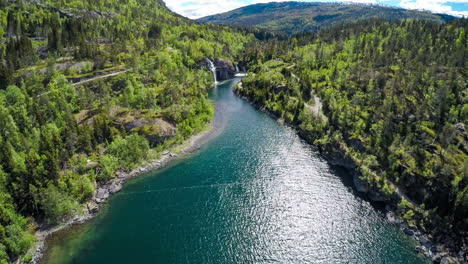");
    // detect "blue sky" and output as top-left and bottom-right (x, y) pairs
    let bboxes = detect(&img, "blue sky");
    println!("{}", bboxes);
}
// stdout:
(164, 0), (468, 19)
